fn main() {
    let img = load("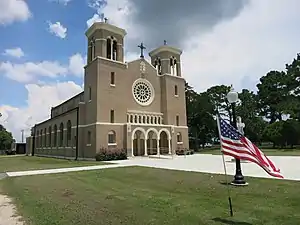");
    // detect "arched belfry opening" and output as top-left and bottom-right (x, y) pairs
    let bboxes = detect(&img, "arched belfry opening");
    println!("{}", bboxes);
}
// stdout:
(154, 57), (162, 75)
(170, 56), (177, 76)
(106, 36), (118, 61)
